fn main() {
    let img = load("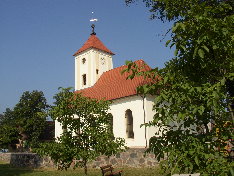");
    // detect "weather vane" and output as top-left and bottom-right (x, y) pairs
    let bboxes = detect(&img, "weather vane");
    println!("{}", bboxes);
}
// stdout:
(90, 12), (98, 35)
